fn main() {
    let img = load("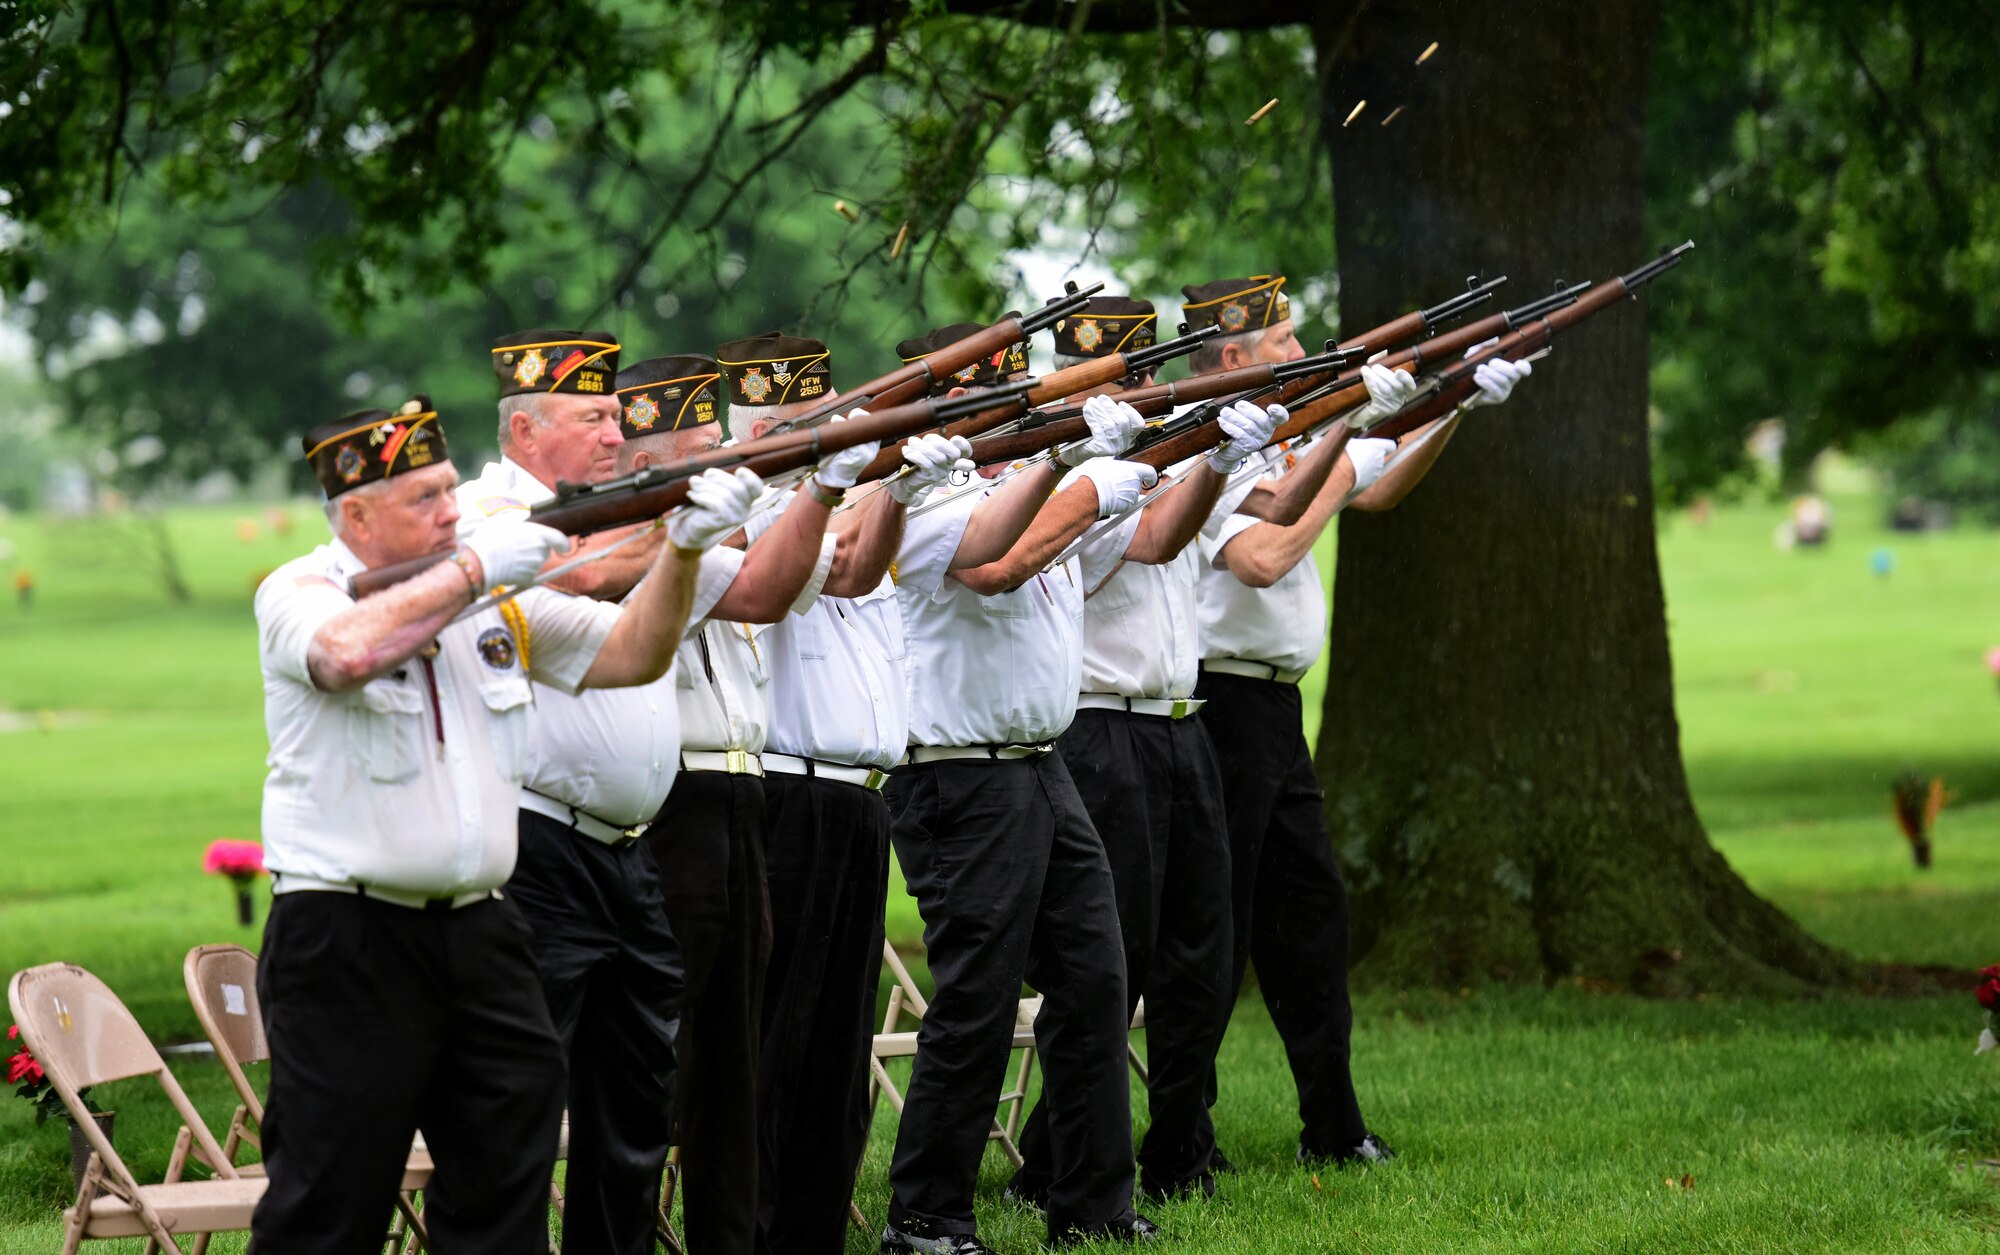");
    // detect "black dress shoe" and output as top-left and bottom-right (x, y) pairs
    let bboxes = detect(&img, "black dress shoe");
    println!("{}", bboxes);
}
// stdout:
(1048, 1213), (1165, 1247)
(1298, 1132), (1397, 1168)
(882, 1219), (999, 1254)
